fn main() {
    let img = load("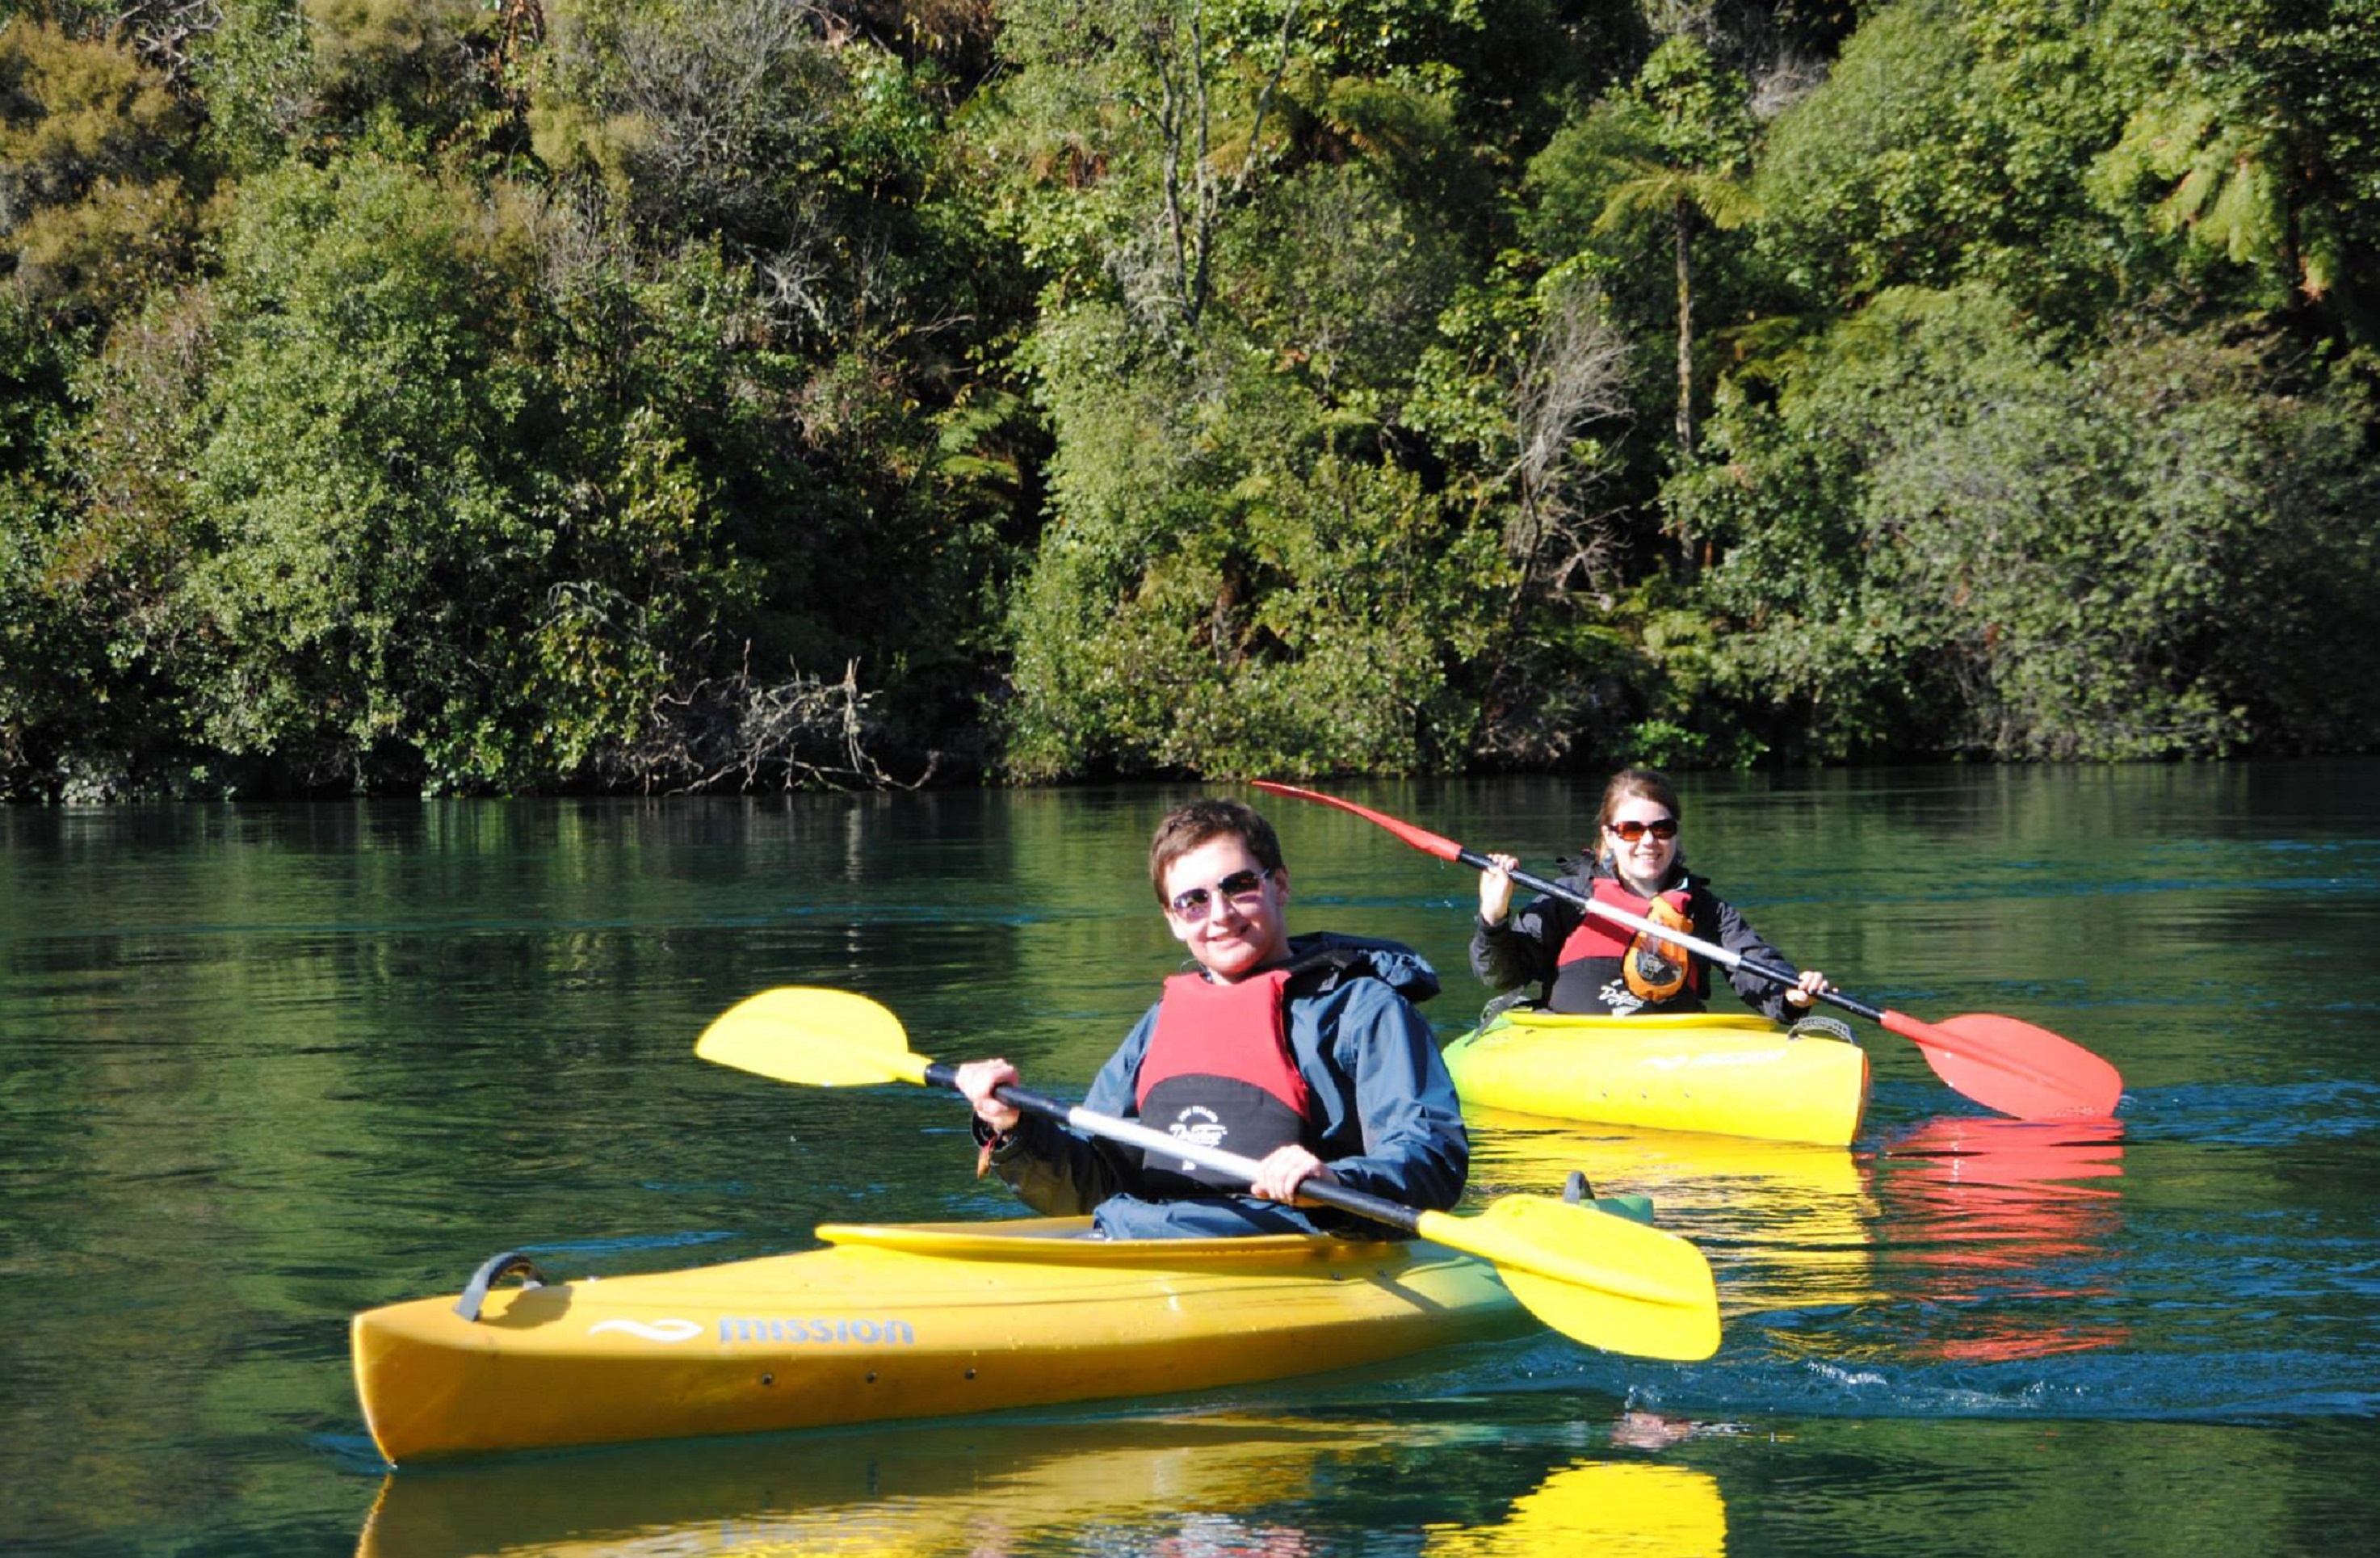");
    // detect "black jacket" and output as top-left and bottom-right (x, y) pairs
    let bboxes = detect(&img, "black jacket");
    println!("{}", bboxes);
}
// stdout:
(1467, 857), (1807, 1020)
